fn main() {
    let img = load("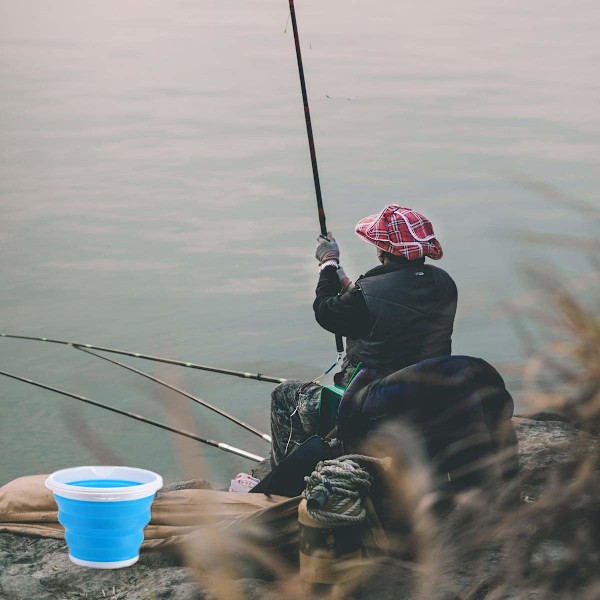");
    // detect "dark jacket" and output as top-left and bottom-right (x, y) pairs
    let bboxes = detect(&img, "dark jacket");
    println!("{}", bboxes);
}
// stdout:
(313, 259), (457, 386)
